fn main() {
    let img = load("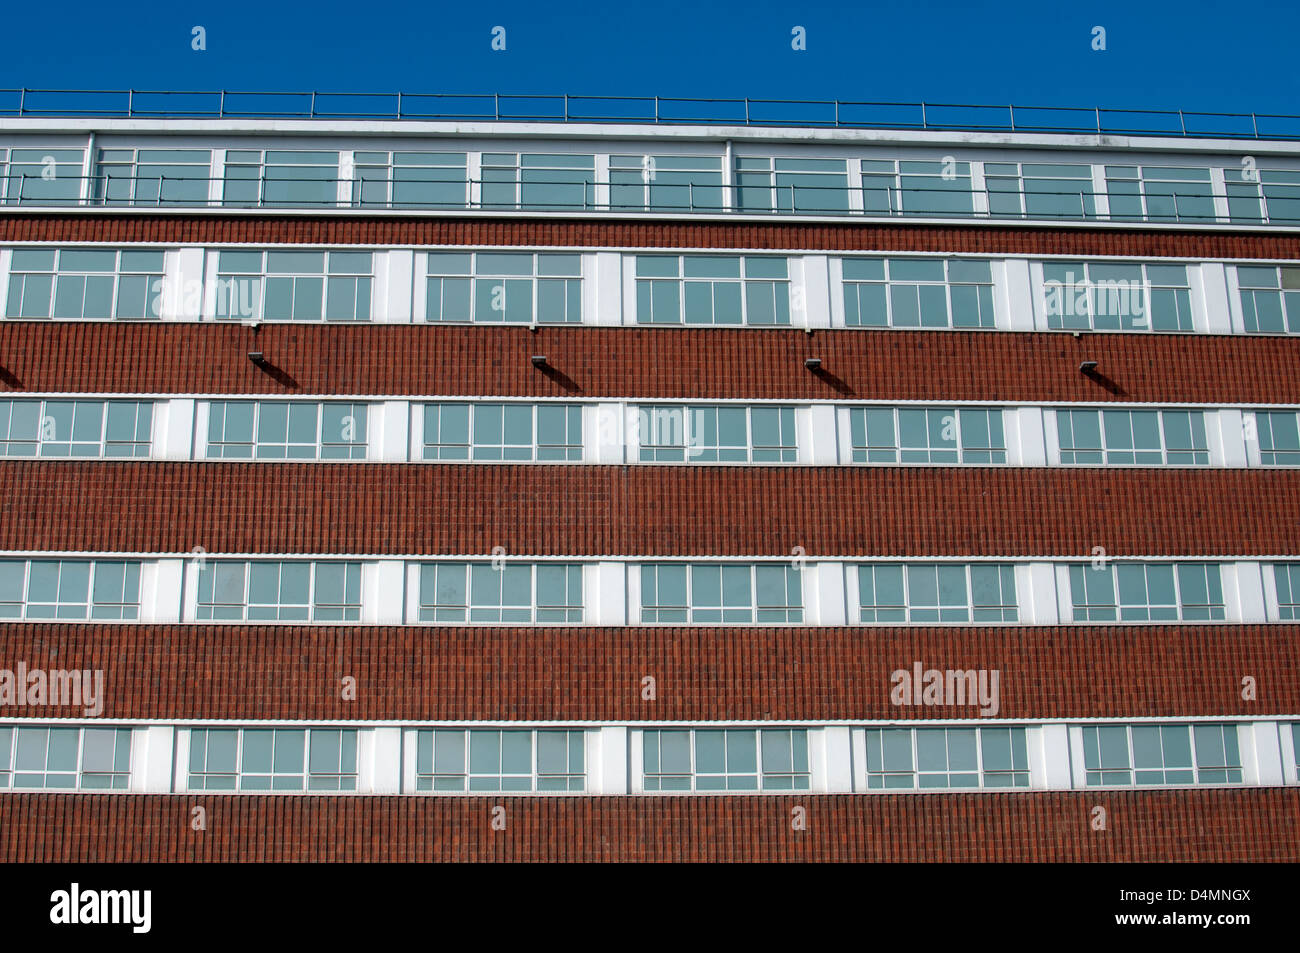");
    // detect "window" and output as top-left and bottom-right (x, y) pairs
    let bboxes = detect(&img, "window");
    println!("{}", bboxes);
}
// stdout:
(1105, 166), (1216, 223)
(1042, 262), (1192, 332)
(2, 149), (84, 205)
(856, 563), (1018, 623)
(353, 151), (467, 209)
(637, 405), (797, 462)
(635, 256), (790, 325)
(640, 563), (803, 623)
(187, 728), (357, 791)
(0, 399), (152, 458)
(861, 159), (974, 216)
(196, 561), (361, 621)
(6, 248), (164, 320)
(862, 727), (1029, 789)
(1274, 564), (1300, 621)
(417, 562), (583, 623)
(1236, 265), (1300, 334)
(1253, 411), (1300, 465)
(1069, 562), (1224, 622)
(735, 157), (849, 213)
(0, 559), (141, 620)
(842, 258), (995, 329)
(415, 728), (585, 792)
(986, 162), (1096, 220)
(481, 153), (595, 210)
(1082, 724), (1242, 786)
(207, 401), (368, 460)
(1056, 409), (1209, 465)
(422, 402), (582, 461)
(1225, 168), (1300, 225)
(610, 155), (724, 211)
(642, 728), (810, 791)
(847, 406), (1006, 463)
(0, 726), (132, 791)
(223, 150), (339, 207)
(425, 252), (581, 324)
(94, 148), (211, 206)
(214, 250), (372, 322)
